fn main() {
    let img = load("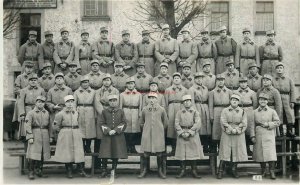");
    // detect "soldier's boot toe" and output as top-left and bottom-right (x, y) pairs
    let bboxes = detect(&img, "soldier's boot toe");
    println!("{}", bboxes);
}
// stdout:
(131, 146), (138, 153)
(176, 169), (186, 178)
(232, 163), (239, 178)
(67, 170), (73, 179)
(270, 171), (276, 180)
(79, 170), (90, 178)
(138, 167), (147, 178)
(192, 170), (202, 179)
(286, 125), (296, 138)
(269, 162), (276, 180)
(28, 171), (35, 180)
